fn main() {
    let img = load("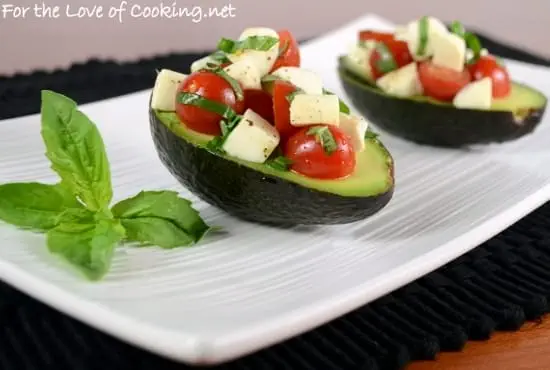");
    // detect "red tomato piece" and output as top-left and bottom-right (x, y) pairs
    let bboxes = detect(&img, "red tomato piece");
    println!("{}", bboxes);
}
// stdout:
(468, 55), (511, 98)
(175, 71), (245, 136)
(418, 62), (472, 101)
(284, 125), (356, 180)
(369, 40), (413, 79)
(273, 80), (299, 140)
(270, 30), (301, 72)
(243, 89), (274, 123)
(359, 30), (395, 44)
